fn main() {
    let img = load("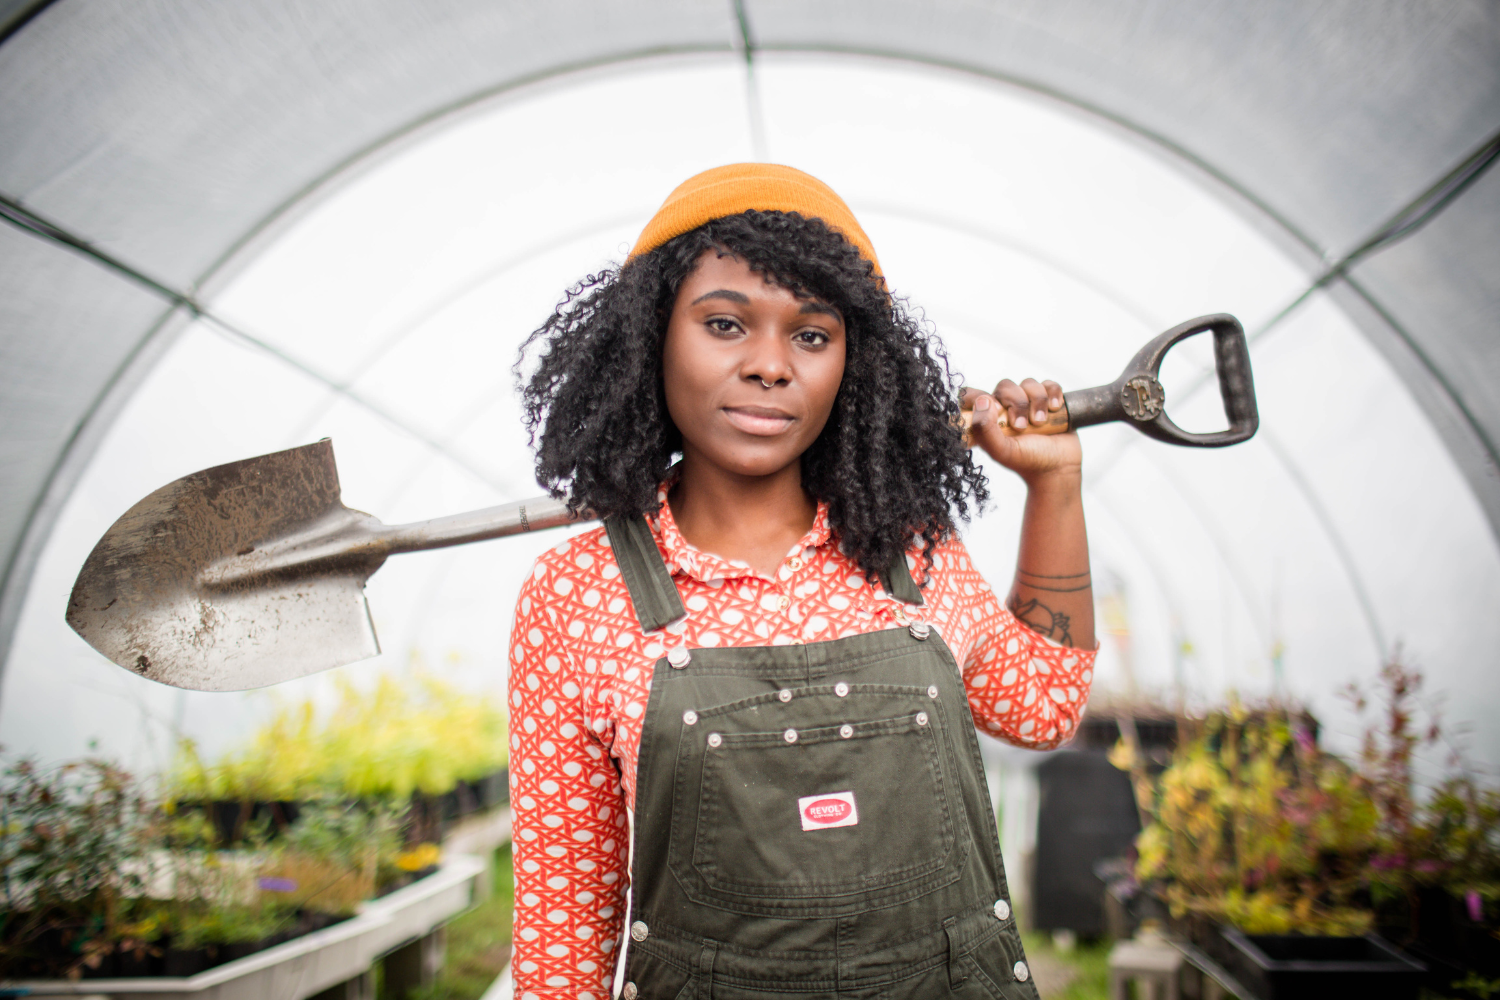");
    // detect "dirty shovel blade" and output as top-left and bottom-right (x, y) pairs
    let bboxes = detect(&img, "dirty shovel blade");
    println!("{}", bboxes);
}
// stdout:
(66, 440), (382, 692)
